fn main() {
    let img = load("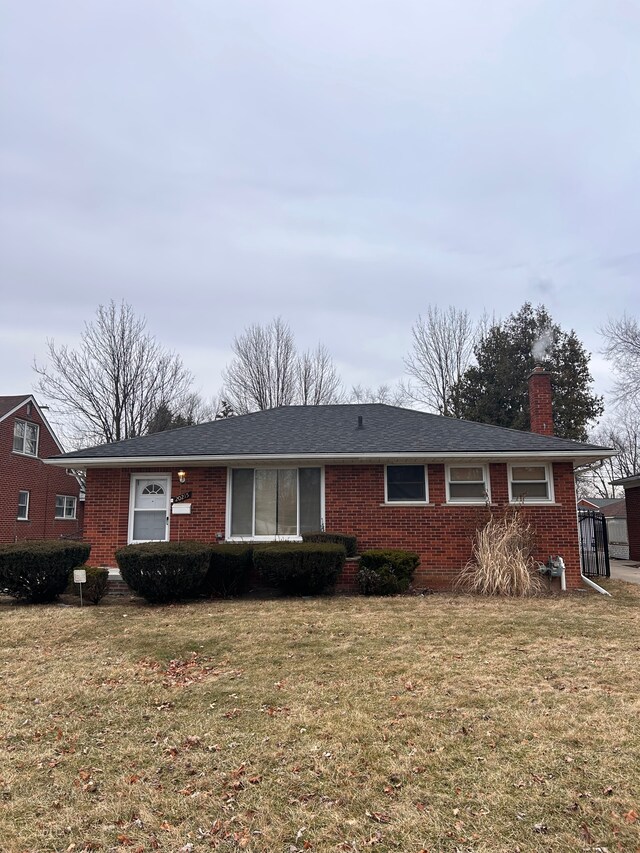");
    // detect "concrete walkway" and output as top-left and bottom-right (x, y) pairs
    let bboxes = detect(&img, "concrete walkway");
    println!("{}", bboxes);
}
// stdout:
(609, 558), (640, 585)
